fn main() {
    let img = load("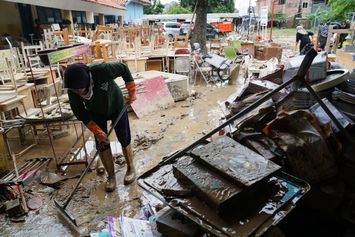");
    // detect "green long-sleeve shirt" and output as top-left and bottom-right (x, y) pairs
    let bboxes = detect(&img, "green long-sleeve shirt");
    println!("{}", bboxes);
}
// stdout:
(68, 62), (133, 124)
